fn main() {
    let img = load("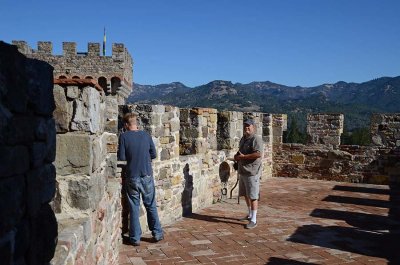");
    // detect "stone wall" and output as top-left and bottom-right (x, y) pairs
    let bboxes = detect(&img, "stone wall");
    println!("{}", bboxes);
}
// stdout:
(118, 105), (276, 231)
(274, 113), (400, 184)
(0, 42), (57, 265)
(307, 113), (344, 147)
(51, 82), (121, 265)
